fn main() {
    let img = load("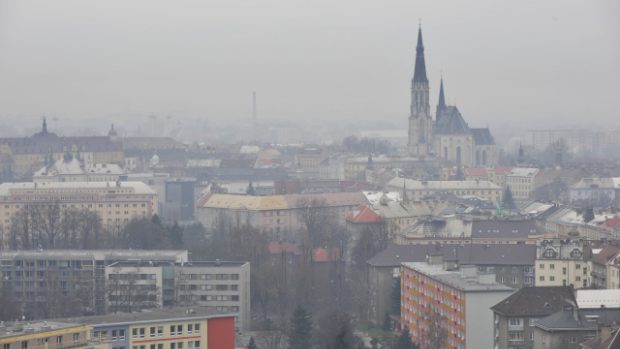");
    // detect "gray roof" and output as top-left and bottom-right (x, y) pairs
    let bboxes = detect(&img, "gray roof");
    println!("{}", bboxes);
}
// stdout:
(435, 106), (470, 134)
(492, 286), (575, 317)
(403, 262), (514, 292)
(471, 128), (496, 145)
(535, 308), (620, 332)
(0, 322), (84, 340)
(367, 243), (535, 267)
(54, 307), (227, 327)
(471, 219), (539, 239)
